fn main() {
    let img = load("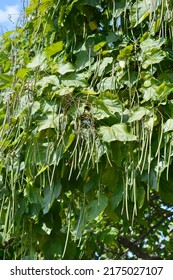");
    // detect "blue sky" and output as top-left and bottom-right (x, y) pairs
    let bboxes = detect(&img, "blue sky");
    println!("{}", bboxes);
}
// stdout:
(0, 0), (25, 31)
